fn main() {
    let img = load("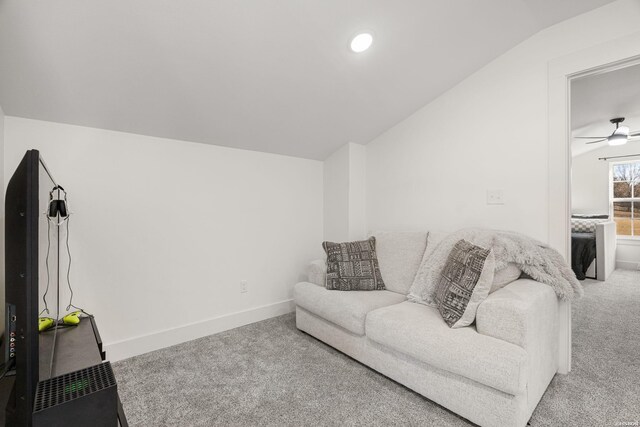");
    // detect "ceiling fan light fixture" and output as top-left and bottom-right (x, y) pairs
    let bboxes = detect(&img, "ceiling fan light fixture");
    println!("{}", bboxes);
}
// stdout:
(608, 133), (627, 146)
(580, 118), (638, 146)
